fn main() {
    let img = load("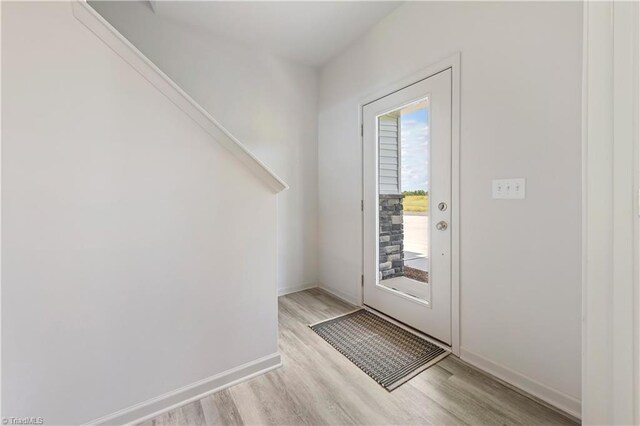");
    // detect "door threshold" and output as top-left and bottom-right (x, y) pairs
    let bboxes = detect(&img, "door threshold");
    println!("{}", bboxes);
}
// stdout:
(363, 305), (452, 352)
